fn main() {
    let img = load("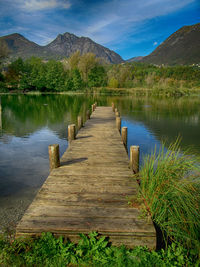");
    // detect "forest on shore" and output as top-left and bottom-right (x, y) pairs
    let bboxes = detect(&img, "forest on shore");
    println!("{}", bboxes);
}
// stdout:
(0, 51), (200, 94)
